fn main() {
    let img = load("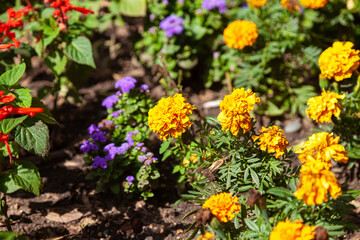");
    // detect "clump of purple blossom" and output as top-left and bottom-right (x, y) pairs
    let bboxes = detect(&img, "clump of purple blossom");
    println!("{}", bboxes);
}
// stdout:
(159, 15), (184, 38)
(115, 77), (137, 94)
(126, 176), (135, 186)
(92, 156), (107, 169)
(202, 0), (227, 13)
(80, 140), (99, 153)
(102, 94), (118, 109)
(90, 131), (107, 143)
